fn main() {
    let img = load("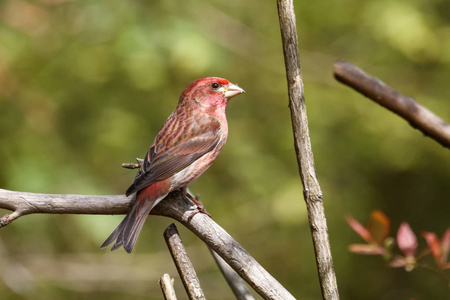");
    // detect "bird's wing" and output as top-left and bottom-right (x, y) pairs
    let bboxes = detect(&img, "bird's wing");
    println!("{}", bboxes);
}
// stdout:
(125, 115), (222, 196)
